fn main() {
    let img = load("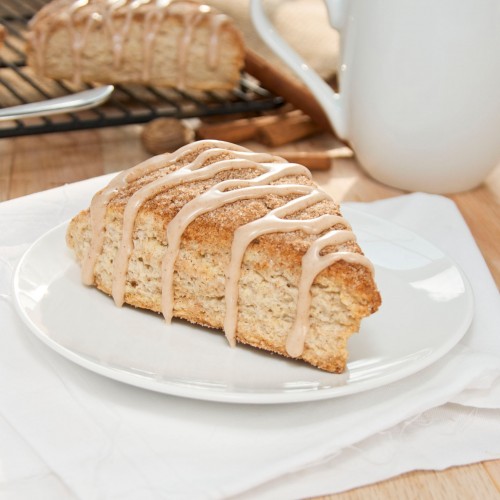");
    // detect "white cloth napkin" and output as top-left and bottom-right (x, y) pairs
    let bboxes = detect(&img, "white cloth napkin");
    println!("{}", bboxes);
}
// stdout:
(1, 177), (499, 500)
